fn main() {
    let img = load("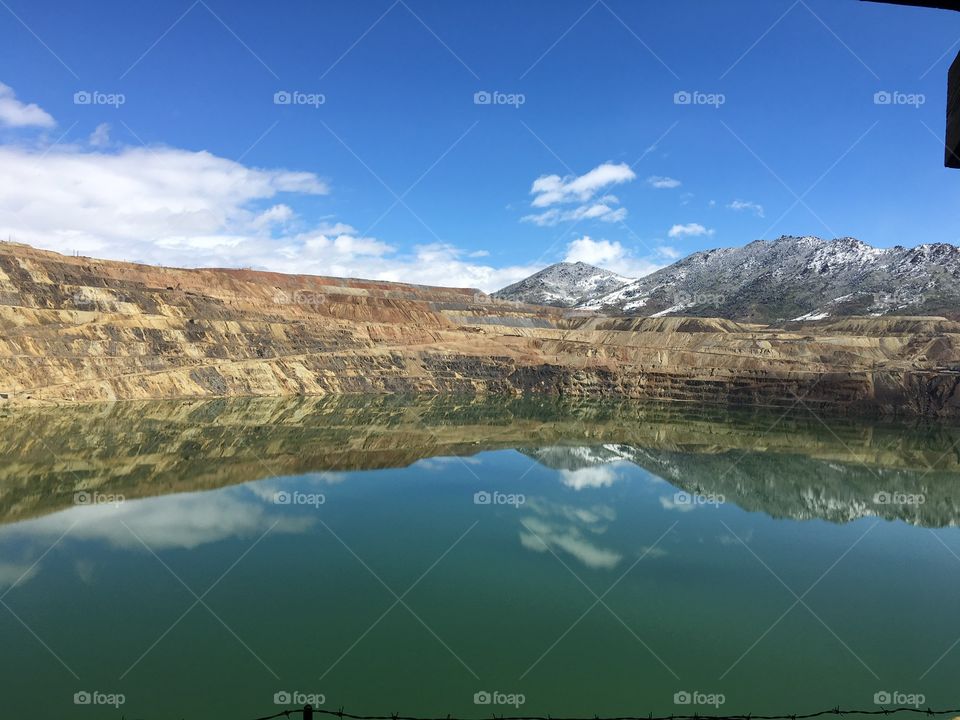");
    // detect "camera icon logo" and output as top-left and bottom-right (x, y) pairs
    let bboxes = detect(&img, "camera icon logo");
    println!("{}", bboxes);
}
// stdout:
(673, 90), (692, 105)
(474, 691), (492, 705)
(674, 691), (692, 705)
(274, 90), (292, 105)
(73, 91), (92, 105)
(274, 491), (291, 505)
(73, 691), (92, 705)
(274, 691), (292, 705)
(74, 491), (91, 505)
(874, 91), (892, 105)
(473, 491), (491, 505)
(874, 691), (892, 705)
(474, 91), (492, 105)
